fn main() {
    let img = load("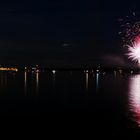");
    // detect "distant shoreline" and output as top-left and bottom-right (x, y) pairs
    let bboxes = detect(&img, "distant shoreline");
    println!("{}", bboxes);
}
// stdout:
(1, 66), (140, 74)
